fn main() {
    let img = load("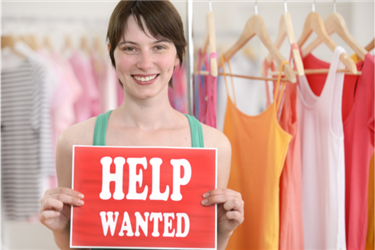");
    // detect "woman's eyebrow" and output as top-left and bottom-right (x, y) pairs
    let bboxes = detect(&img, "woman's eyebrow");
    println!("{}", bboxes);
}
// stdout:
(118, 39), (171, 46)
(118, 40), (137, 46)
(153, 39), (171, 44)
